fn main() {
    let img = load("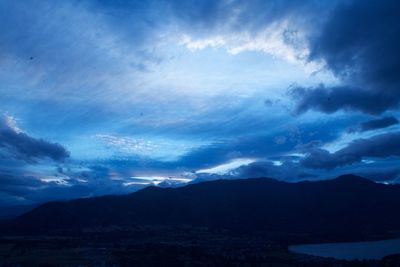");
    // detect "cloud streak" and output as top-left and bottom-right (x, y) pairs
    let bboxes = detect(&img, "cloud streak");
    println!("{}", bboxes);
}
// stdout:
(357, 116), (399, 132)
(290, 85), (399, 115)
(0, 115), (69, 162)
(301, 132), (400, 169)
(1, 0), (400, 207)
